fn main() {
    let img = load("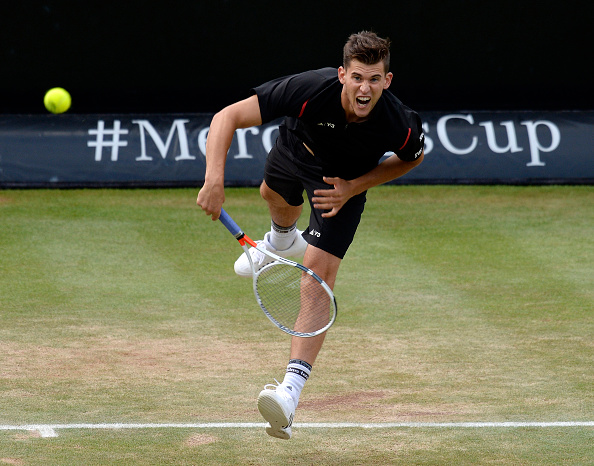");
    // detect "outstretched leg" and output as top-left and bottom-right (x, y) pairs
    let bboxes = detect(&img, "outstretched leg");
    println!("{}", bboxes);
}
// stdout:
(257, 182), (342, 440)
(257, 244), (341, 439)
(289, 245), (341, 365)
